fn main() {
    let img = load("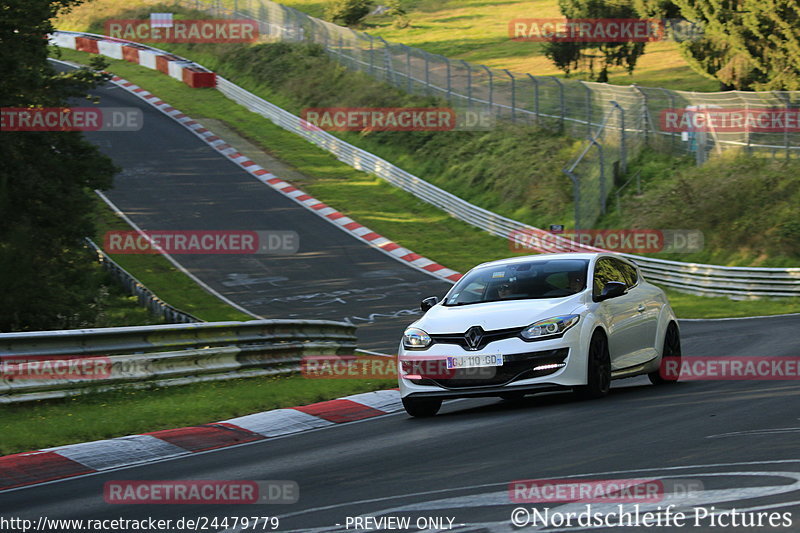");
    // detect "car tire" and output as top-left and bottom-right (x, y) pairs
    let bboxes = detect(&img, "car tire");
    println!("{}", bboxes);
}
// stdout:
(574, 330), (611, 400)
(402, 397), (442, 417)
(649, 322), (681, 385)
